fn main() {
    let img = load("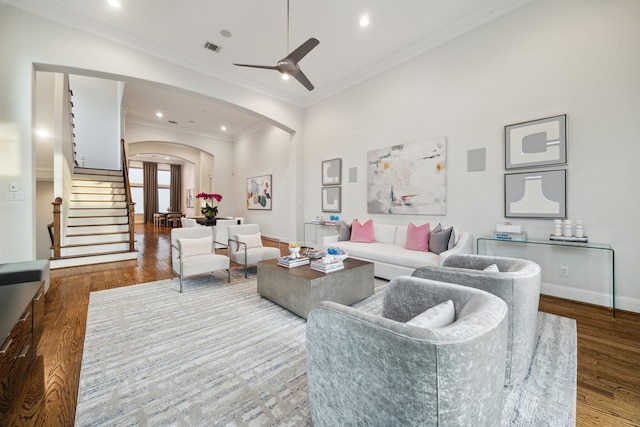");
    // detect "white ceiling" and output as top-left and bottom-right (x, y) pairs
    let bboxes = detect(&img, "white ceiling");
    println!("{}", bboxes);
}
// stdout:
(11, 0), (532, 139)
